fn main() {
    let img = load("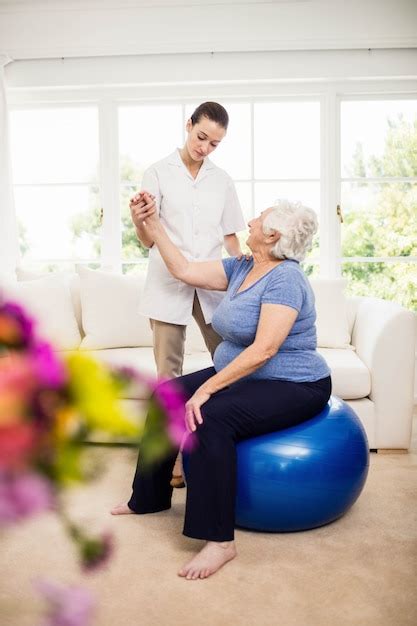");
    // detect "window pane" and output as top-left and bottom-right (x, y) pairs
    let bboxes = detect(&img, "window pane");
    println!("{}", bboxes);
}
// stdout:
(342, 262), (417, 312)
(119, 105), (183, 181)
(10, 108), (99, 184)
(206, 102), (251, 179)
(341, 100), (417, 178)
(15, 185), (100, 261)
(255, 182), (320, 215)
(122, 263), (148, 276)
(235, 182), (252, 223)
(341, 182), (417, 258)
(254, 102), (320, 179)
(302, 262), (320, 278)
(120, 187), (149, 261)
